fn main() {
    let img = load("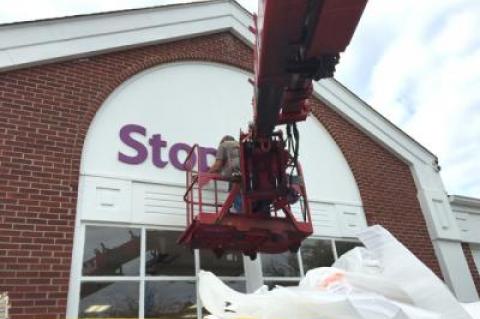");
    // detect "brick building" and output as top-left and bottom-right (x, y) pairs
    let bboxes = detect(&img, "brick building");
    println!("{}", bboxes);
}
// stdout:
(0, 1), (479, 318)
